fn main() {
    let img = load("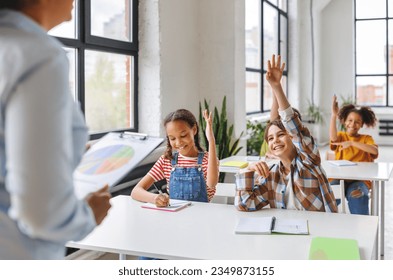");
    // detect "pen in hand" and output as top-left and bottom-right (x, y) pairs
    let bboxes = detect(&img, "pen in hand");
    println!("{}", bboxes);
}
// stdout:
(153, 183), (170, 206)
